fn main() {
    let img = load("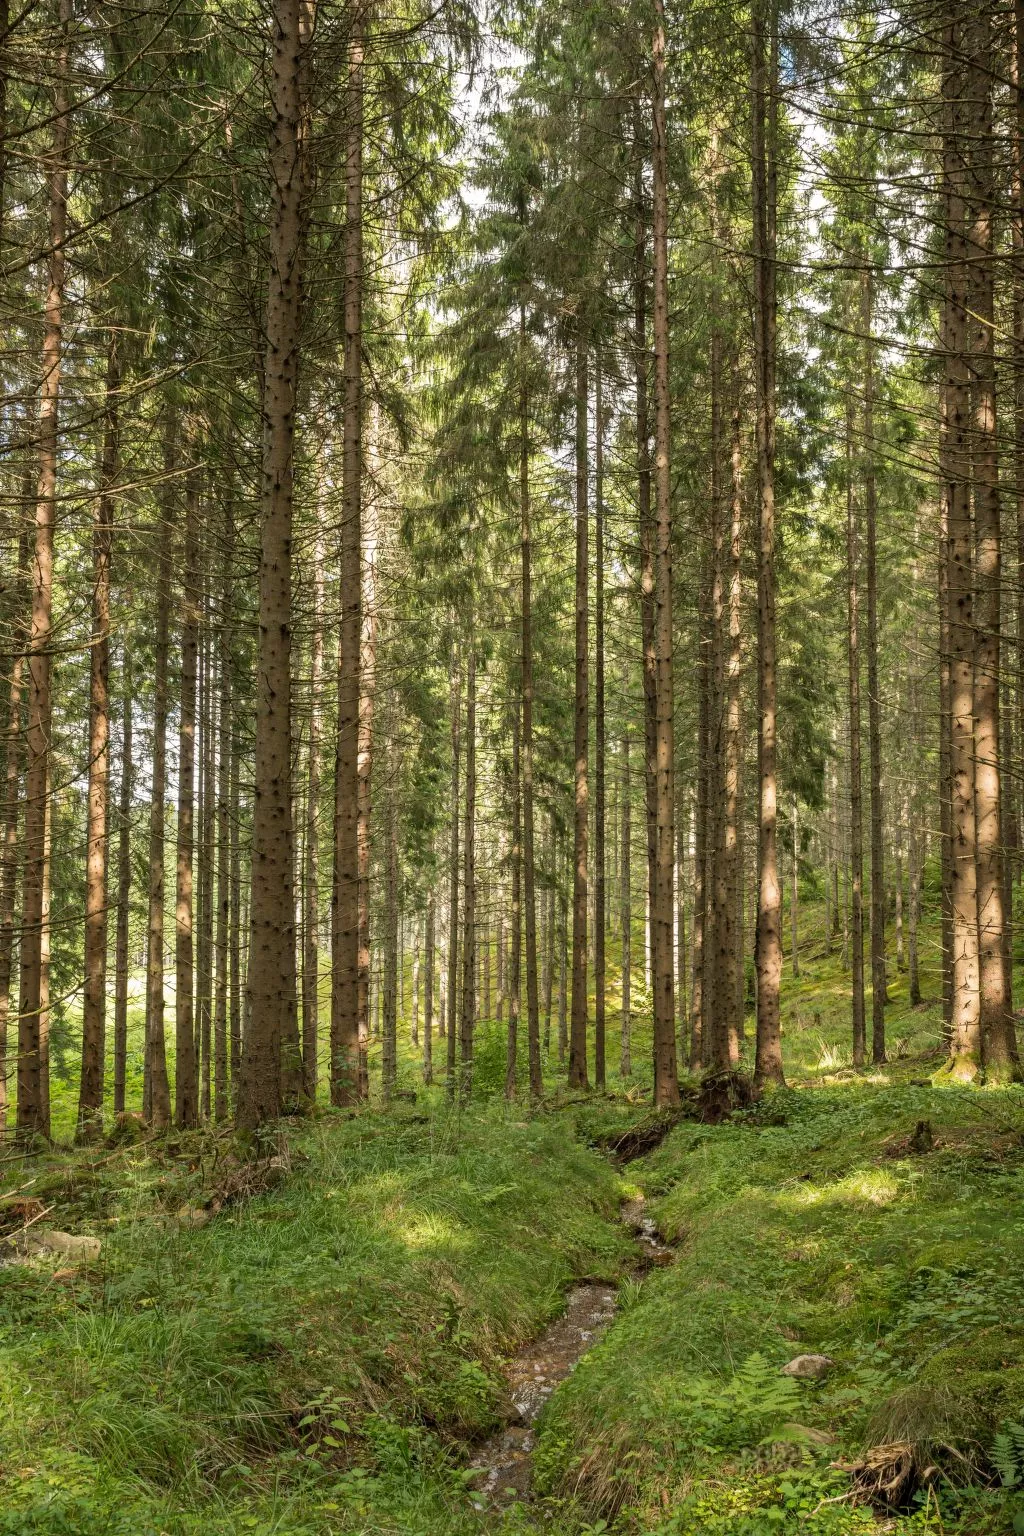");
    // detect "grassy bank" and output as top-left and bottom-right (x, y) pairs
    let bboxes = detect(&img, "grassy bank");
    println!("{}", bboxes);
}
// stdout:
(0, 1104), (630, 1535)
